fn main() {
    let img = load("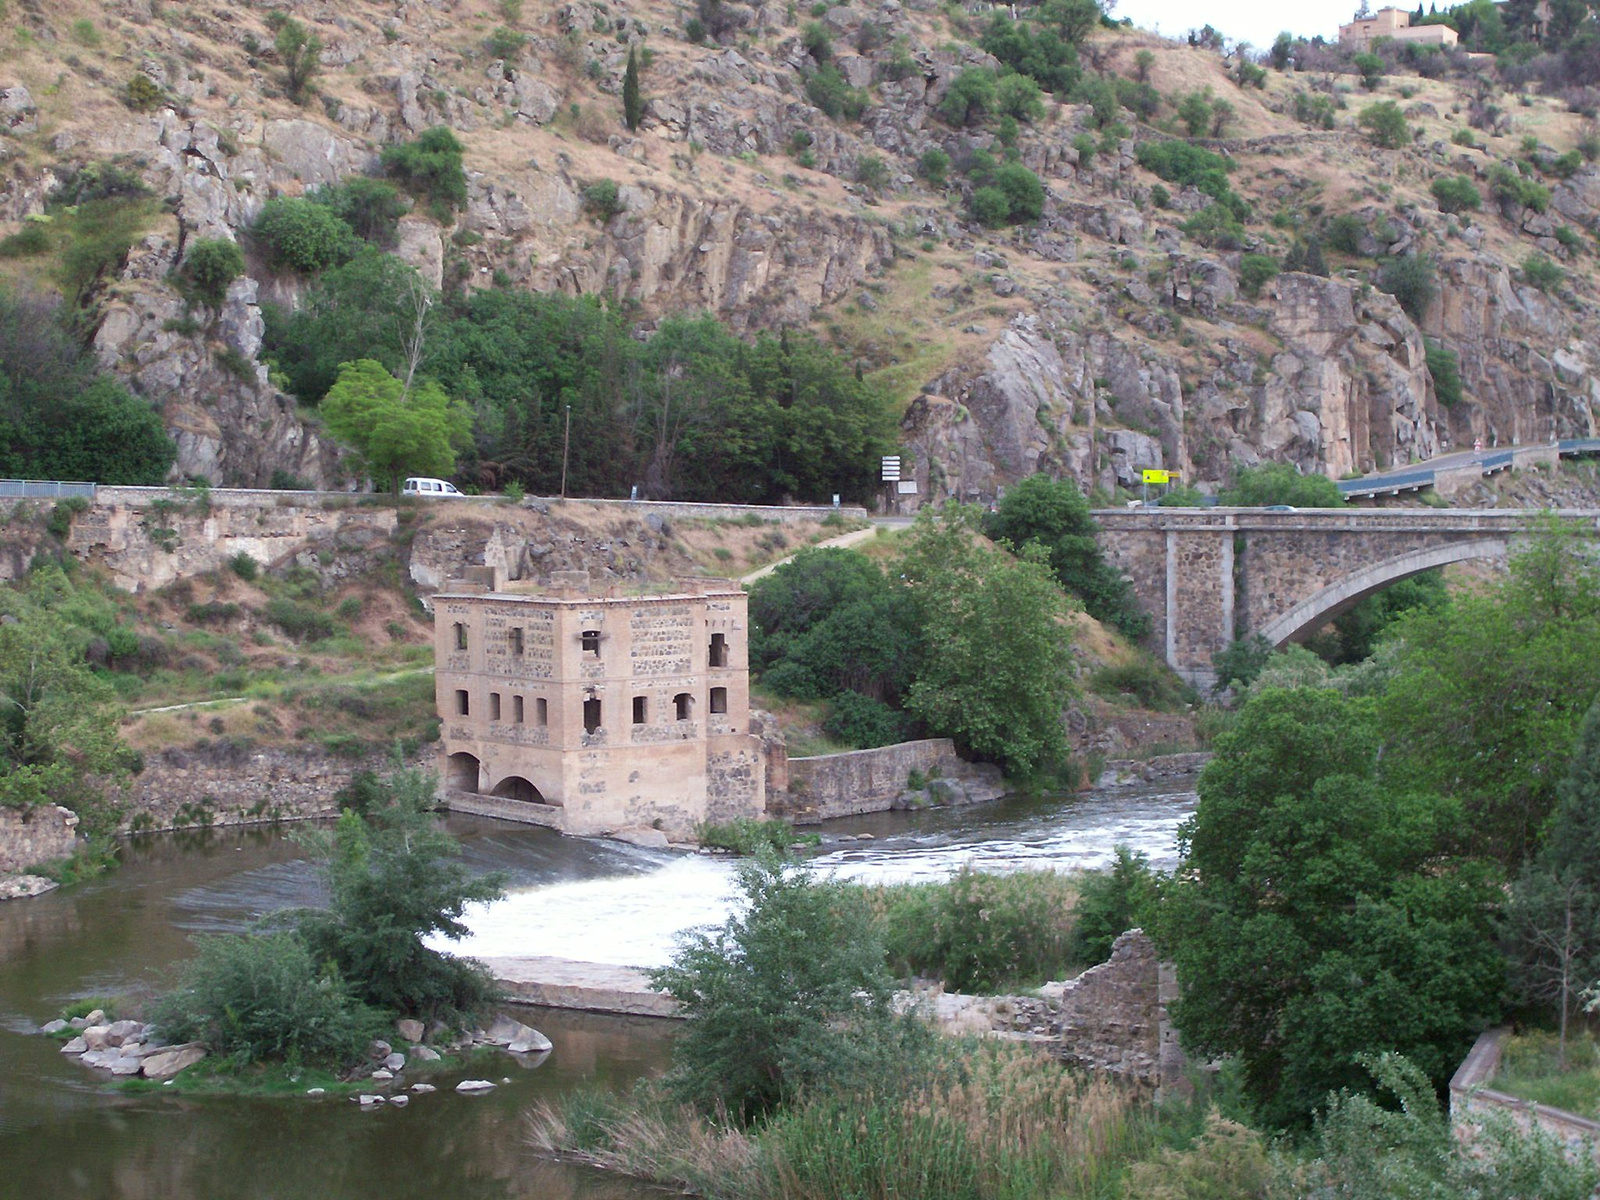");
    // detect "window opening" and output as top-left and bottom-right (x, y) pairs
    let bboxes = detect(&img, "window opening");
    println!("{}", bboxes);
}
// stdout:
(583, 698), (602, 733)
(536, 697), (548, 726)
(490, 693), (502, 722)
(453, 622), (468, 651)
(633, 696), (648, 724)
(581, 629), (601, 657)
(674, 693), (691, 721)
(509, 627), (524, 656)
(709, 687), (728, 715)
(709, 632), (728, 668)
(455, 689), (469, 716)
(513, 695), (524, 724)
